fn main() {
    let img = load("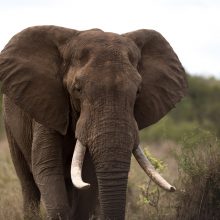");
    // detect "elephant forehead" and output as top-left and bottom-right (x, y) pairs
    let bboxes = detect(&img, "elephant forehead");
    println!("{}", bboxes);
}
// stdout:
(75, 30), (135, 53)
(64, 30), (140, 66)
(78, 30), (124, 44)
